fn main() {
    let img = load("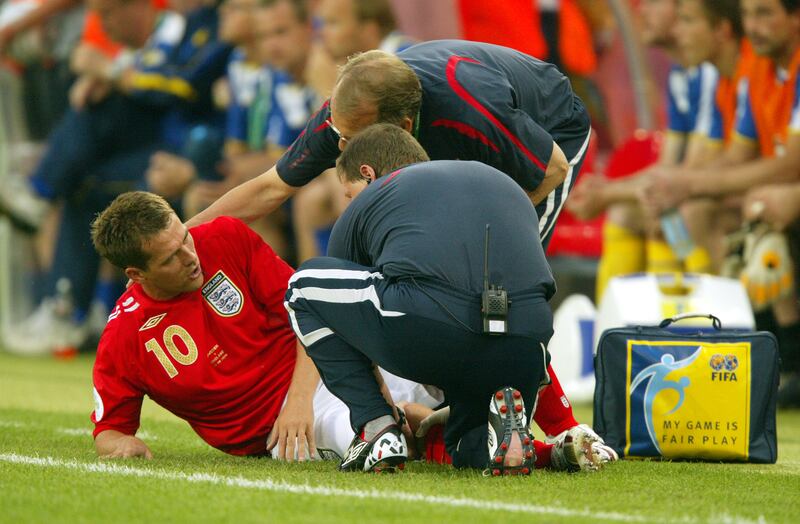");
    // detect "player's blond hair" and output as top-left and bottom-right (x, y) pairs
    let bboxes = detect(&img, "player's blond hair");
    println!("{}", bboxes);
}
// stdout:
(334, 50), (421, 126)
(91, 191), (175, 270)
(336, 123), (429, 182)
